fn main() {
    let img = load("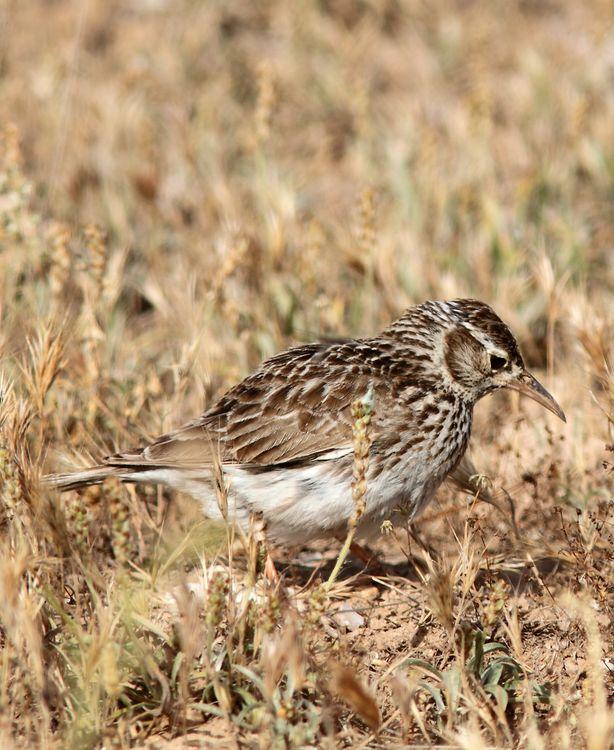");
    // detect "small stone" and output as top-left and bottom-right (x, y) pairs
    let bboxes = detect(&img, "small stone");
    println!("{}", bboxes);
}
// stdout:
(333, 603), (365, 631)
